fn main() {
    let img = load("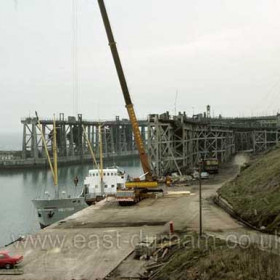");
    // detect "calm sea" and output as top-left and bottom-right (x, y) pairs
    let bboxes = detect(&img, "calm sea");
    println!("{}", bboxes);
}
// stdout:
(0, 133), (141, 247)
